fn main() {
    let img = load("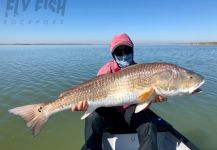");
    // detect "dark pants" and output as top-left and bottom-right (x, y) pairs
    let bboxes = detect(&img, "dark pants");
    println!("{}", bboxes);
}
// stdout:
(81, 105), (158, 150)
